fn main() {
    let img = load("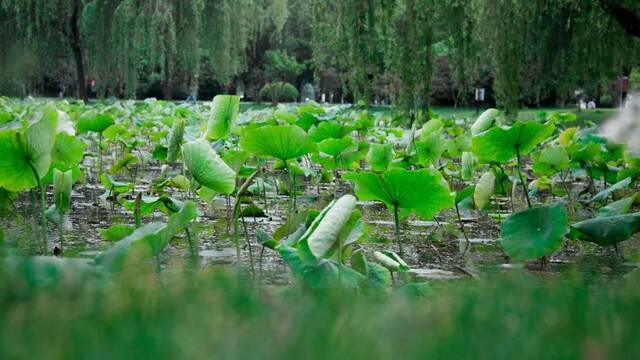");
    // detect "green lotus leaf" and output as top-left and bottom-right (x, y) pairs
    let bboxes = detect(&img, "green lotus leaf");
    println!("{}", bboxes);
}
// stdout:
(100, 173), (133, 194)
(599, 195), (636, 217)
(474, 170), (495, 210)
(77, 112), (114, 134)
(420, 119), (444, 139)
(240, 124), (316, 161)
(532, 145), (570, 176)
(299, 195), (357, 260)
(100, 224), (136, 242)
(317, 136), (355, 157)
(500, 203), (568, 260)
(308, 121), (352, 142)
(415, 131), (445, 165)
(351, 250), (391, 293)
(461, 152), (475, 180)
(472, 121), (555, 163)
(110, 153), (139, 175)
(222, 150), (250, 173)
(206, 95), (240, 140)
(279, 245), (364, 289)
(51, 132), (86, 170)
(0, 108), (58, 191)
(53, 169), (73, 213)
(123, 195), (184, 216)
(455, 186), (476, 205)
(183, 139), (236, 196)
(571, 212), (640, 246)
(167, 117), (186, 163)
(95, 202), (197, 270)
(256, 228), (278, 250)
(471, 108), (500, 135)
(344, 168), (453, 219)
(367, 143), (393, 172)
(374, 250), (409, 272)
(591, 177), (631, 203)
